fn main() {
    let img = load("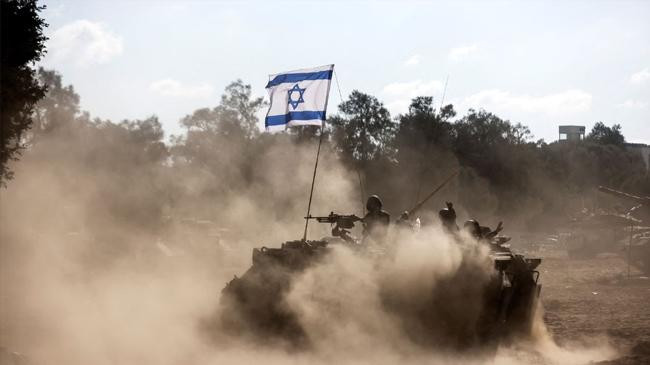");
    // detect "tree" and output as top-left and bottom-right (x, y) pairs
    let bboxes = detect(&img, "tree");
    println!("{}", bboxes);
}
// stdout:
(0, 0), (48, 186)
(176, 79), (264, 142)
(171, 80), (265, 194)
(180, 80), (264, 139)
(329, 90), (396, 165)
(390, 97), (457, 208)
(587, 122), (625, 146)
(33, 68), (81, 135)
(118, 116), (168, 164)
(287, 125), (327, 144)
(451, 109), (541, 216)
(452, 109), (533, 167)
(174, 80), (263, 164)
(394, 97), (456, 157)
